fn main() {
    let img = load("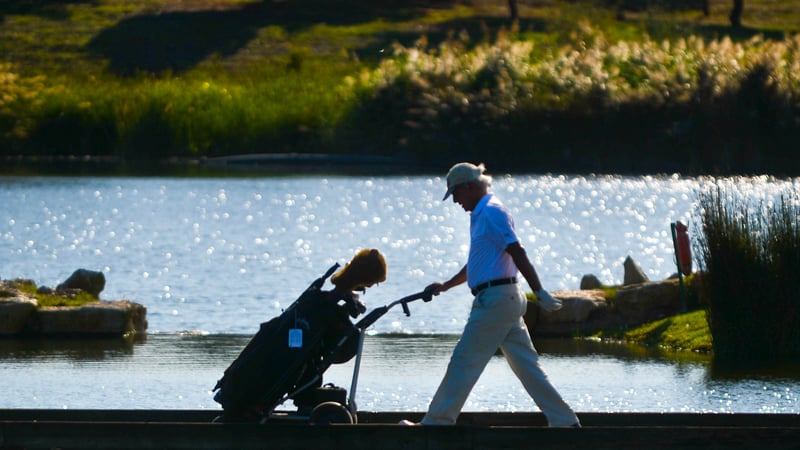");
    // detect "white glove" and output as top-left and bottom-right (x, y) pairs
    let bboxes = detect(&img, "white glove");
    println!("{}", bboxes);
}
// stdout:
(535, 289), (562, 312)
